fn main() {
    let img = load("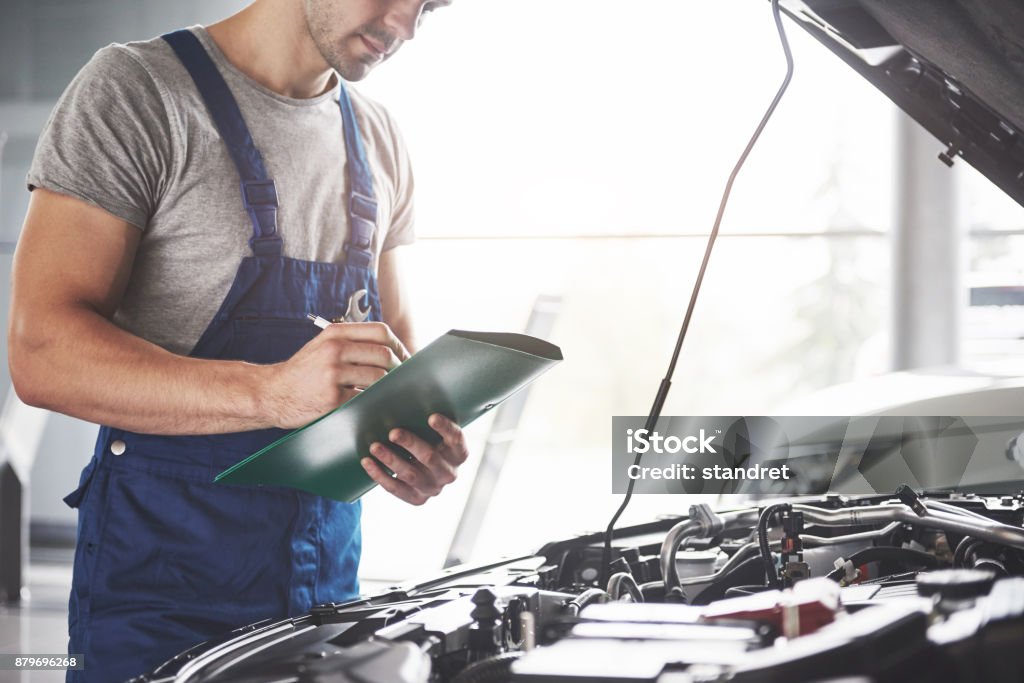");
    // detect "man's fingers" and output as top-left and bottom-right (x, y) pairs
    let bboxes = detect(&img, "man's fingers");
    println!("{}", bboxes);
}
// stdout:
(362, 420), (467, 506)
(361, 457), (427, 505)
(427, 415), (469, 466)
(428, 413), (462, 442)
(337, 364), (387, 389)
(336, 340), (402, 370)
(321, 322), (409, 363)
(388, 428), (458, 482)
(370, 442), (440, 494)
(395, 341), (411, 362)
